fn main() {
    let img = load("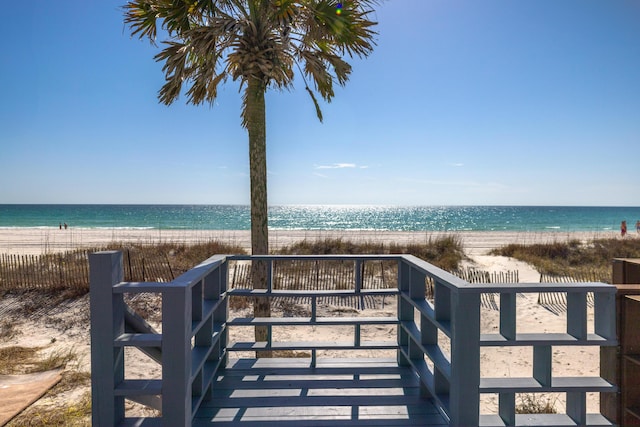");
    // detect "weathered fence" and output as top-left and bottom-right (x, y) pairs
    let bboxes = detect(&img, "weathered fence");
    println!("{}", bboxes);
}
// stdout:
(0, 250), (174, 291)
(229, 258), (395, 290)
(537, 271), (603, 312)
(228, 259), (397, 310)
(454, 267), (519, 284)
(445, 267), (520, 310)
(0, 253), (89, 290)
(0, 250), (520, 308)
